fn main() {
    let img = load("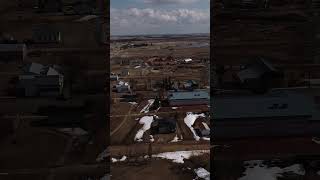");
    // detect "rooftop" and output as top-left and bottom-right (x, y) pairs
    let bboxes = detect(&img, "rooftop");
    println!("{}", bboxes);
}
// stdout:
(168, 89), (209, 100)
